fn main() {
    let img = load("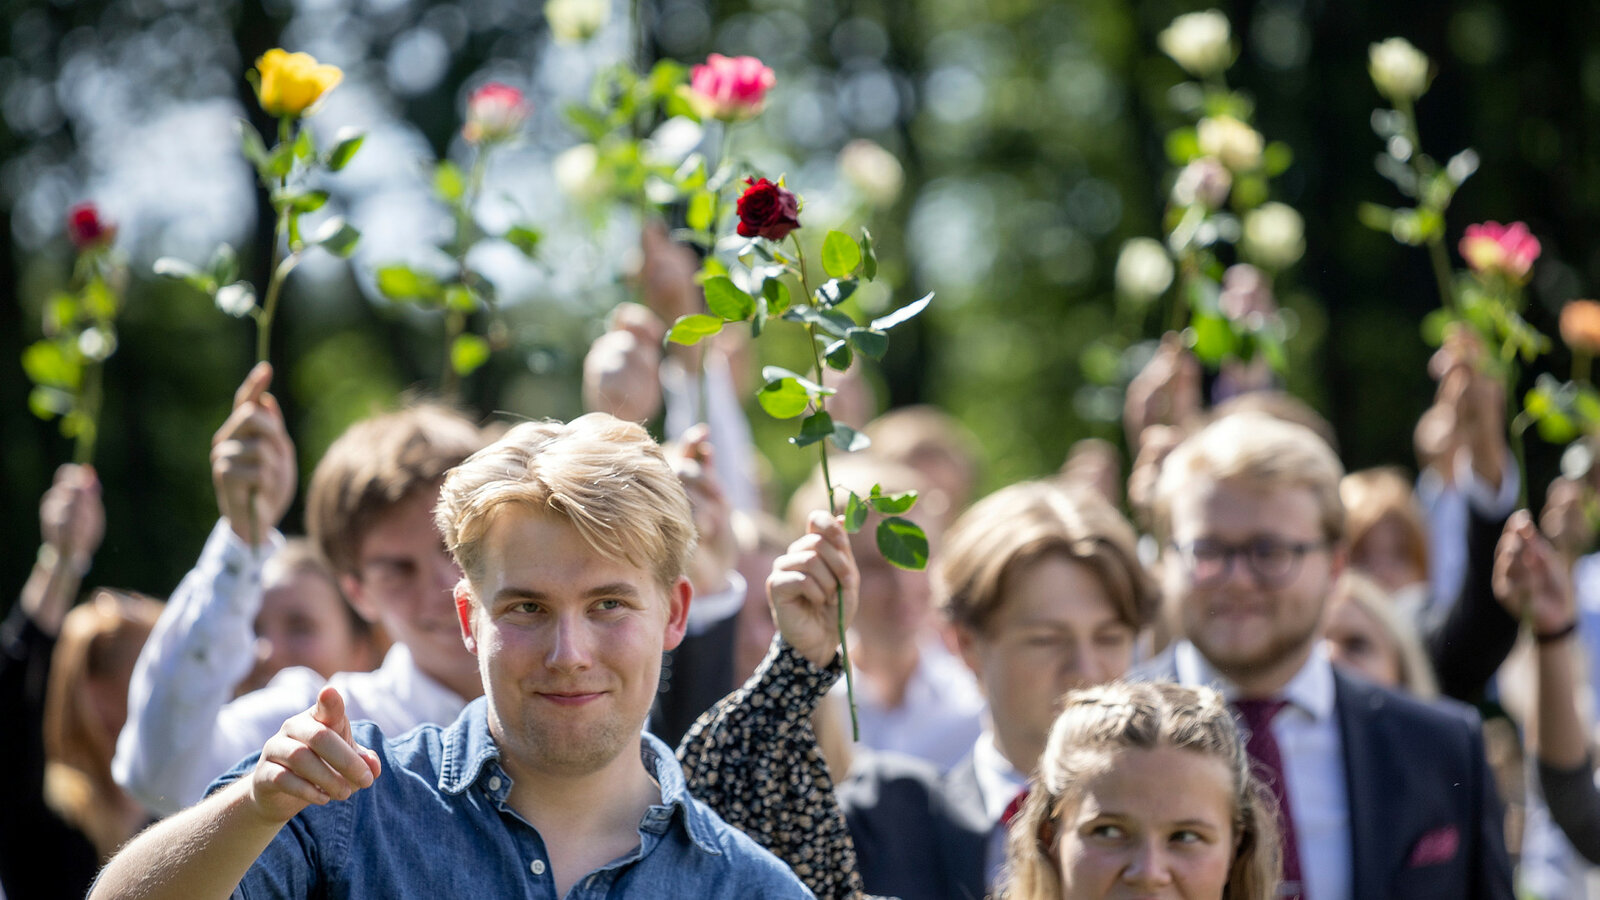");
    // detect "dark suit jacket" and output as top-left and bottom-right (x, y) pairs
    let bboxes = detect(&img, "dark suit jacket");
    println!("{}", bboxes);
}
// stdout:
(1134, 649), (1514, 900)
(649, 610), (740, 747)
(837, 750), (990, 900)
